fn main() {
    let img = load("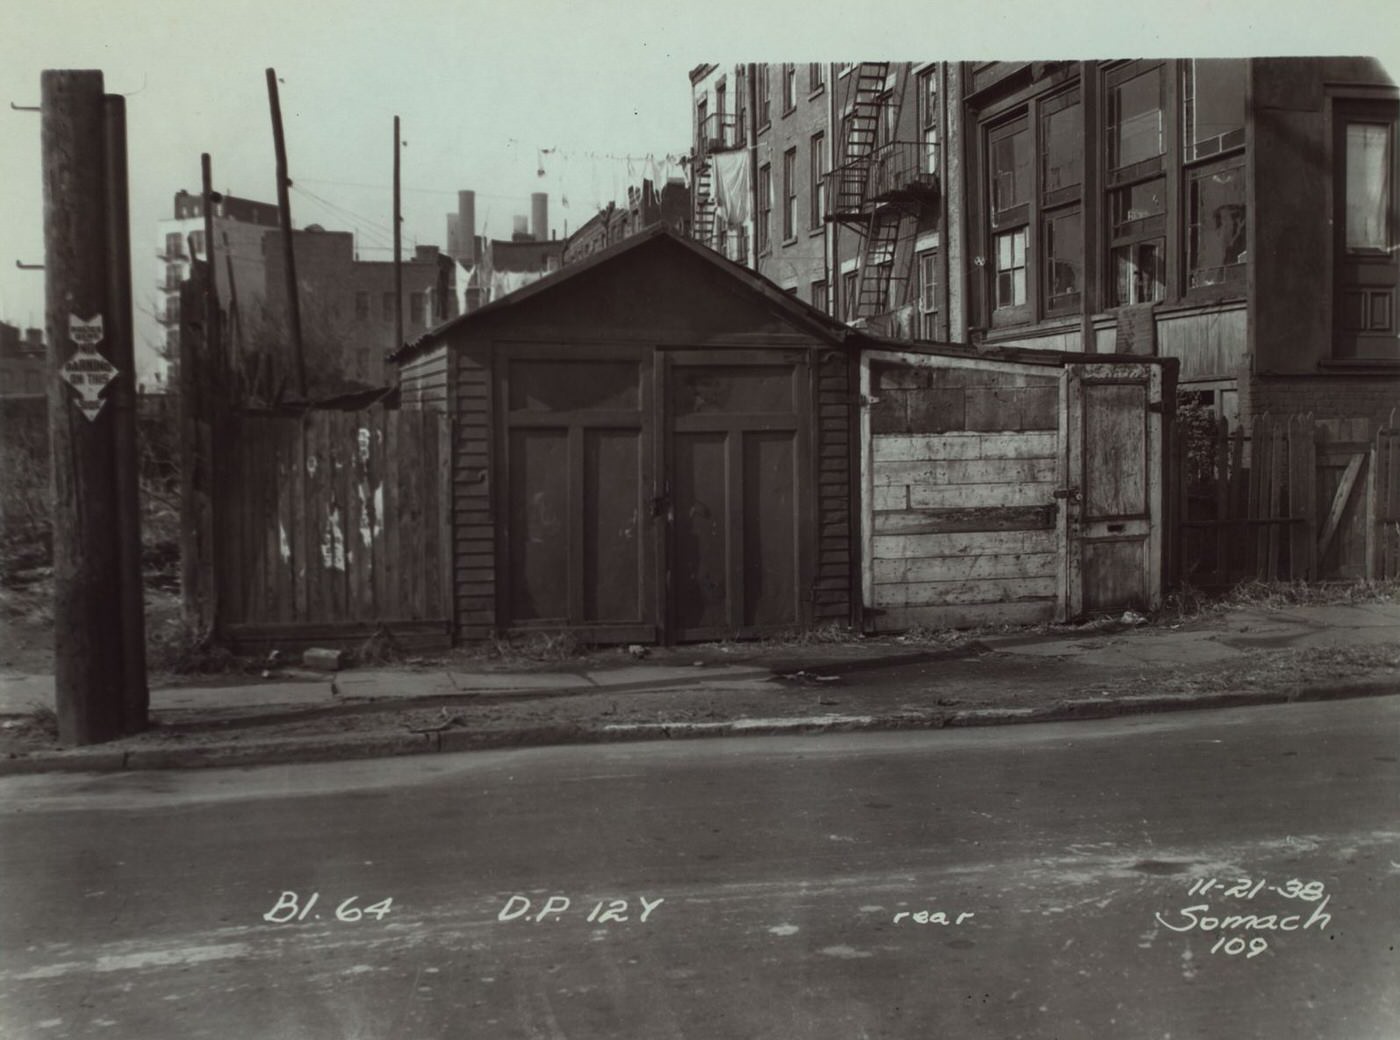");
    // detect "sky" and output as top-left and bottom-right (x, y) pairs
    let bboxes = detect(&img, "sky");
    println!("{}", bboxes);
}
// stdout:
(1, 0), (1396, 383)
